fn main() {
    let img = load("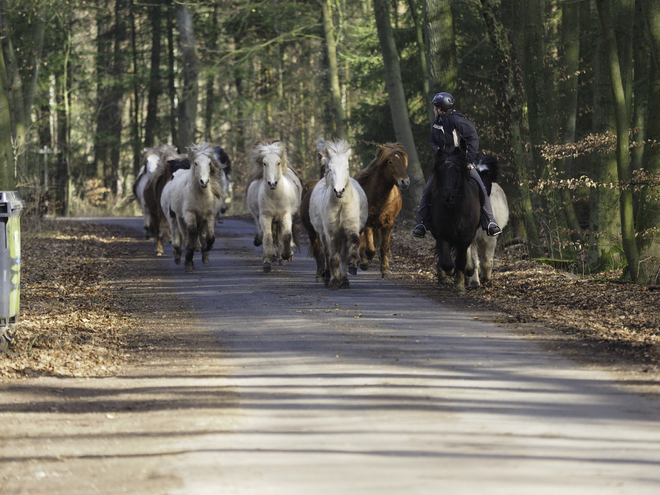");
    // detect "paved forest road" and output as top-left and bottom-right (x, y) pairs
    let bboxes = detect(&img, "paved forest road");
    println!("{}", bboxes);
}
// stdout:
(2, 217), (660, 494)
